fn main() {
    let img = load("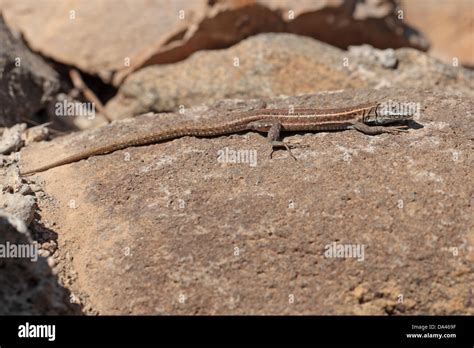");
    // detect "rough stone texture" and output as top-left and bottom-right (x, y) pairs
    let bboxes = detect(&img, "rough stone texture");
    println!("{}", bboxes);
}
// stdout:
(0, 15), (59, 127)
(19, 86), (473, 315)
(106, 34), (468, 120)
(402, 0), (474, 66)
(0, 0), (428, 85)
(0, 164), (23, 193)
(260, 0), (429, 49)
(113, 0), (429, 85)
(0, 210), (80, 314)
(0, 123), (26, 154)
(0, 192), (36, 226)
(106, 34), (365, 119)
(349, 45), (397, 69)
(0, 0), (208, 83)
